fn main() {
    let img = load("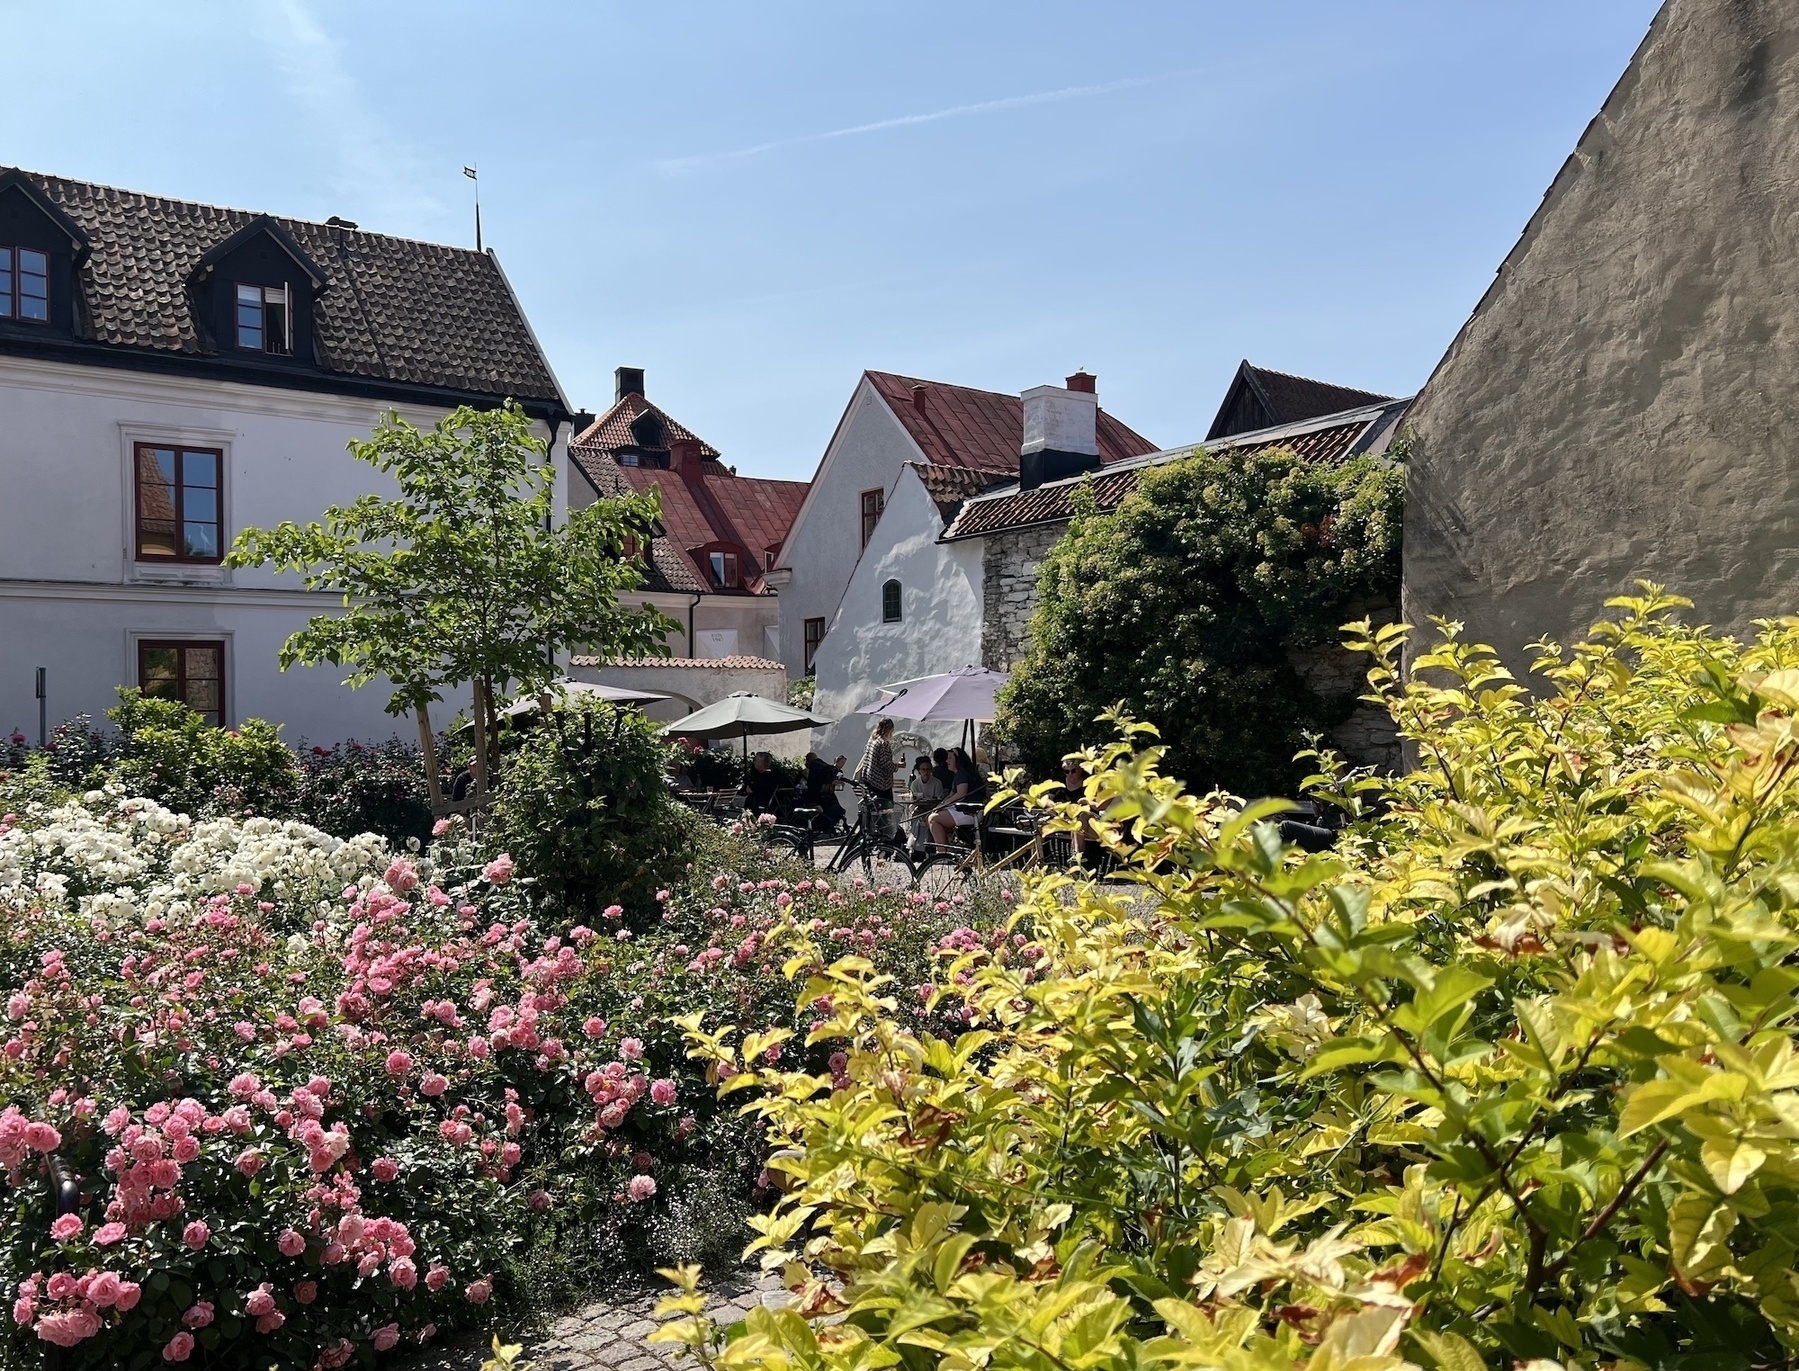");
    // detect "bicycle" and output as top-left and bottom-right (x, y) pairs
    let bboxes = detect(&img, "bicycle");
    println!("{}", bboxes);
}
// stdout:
(821, 786), (918, 886)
